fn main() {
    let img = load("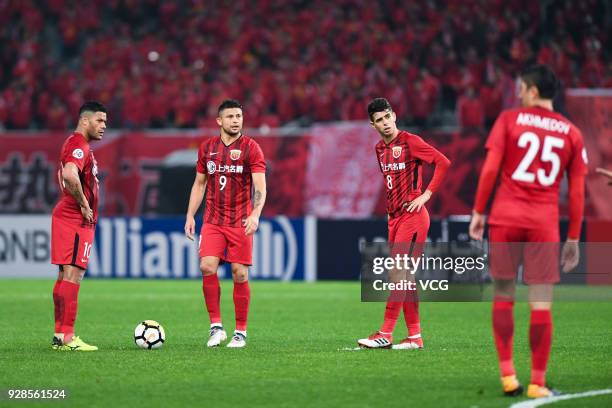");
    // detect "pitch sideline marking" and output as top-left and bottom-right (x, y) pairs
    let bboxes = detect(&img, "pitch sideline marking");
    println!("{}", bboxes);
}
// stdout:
(509, 389), (612, 408)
